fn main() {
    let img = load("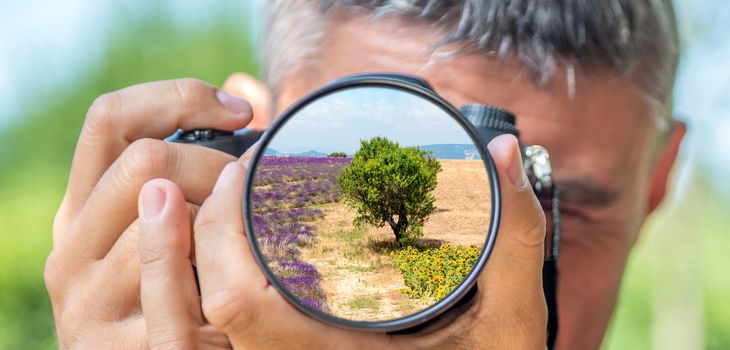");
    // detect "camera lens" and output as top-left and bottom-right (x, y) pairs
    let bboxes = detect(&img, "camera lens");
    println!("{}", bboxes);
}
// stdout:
(243, 78), (501, 332)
